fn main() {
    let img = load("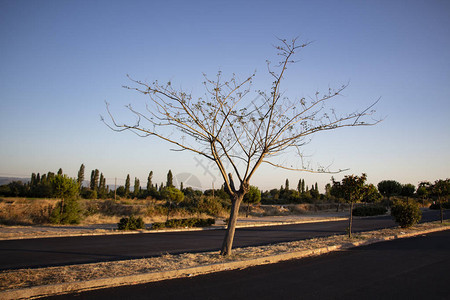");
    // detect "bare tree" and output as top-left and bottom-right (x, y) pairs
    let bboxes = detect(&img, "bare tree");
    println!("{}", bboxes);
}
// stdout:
(104, 38), (380, 256)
